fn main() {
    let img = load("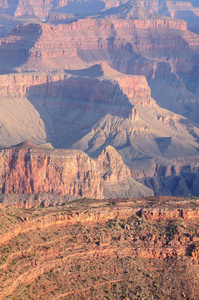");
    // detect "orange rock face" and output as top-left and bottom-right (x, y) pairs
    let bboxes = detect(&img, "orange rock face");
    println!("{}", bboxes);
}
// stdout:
(0, 145), (103, 198)
(0, 142), (153, 199)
